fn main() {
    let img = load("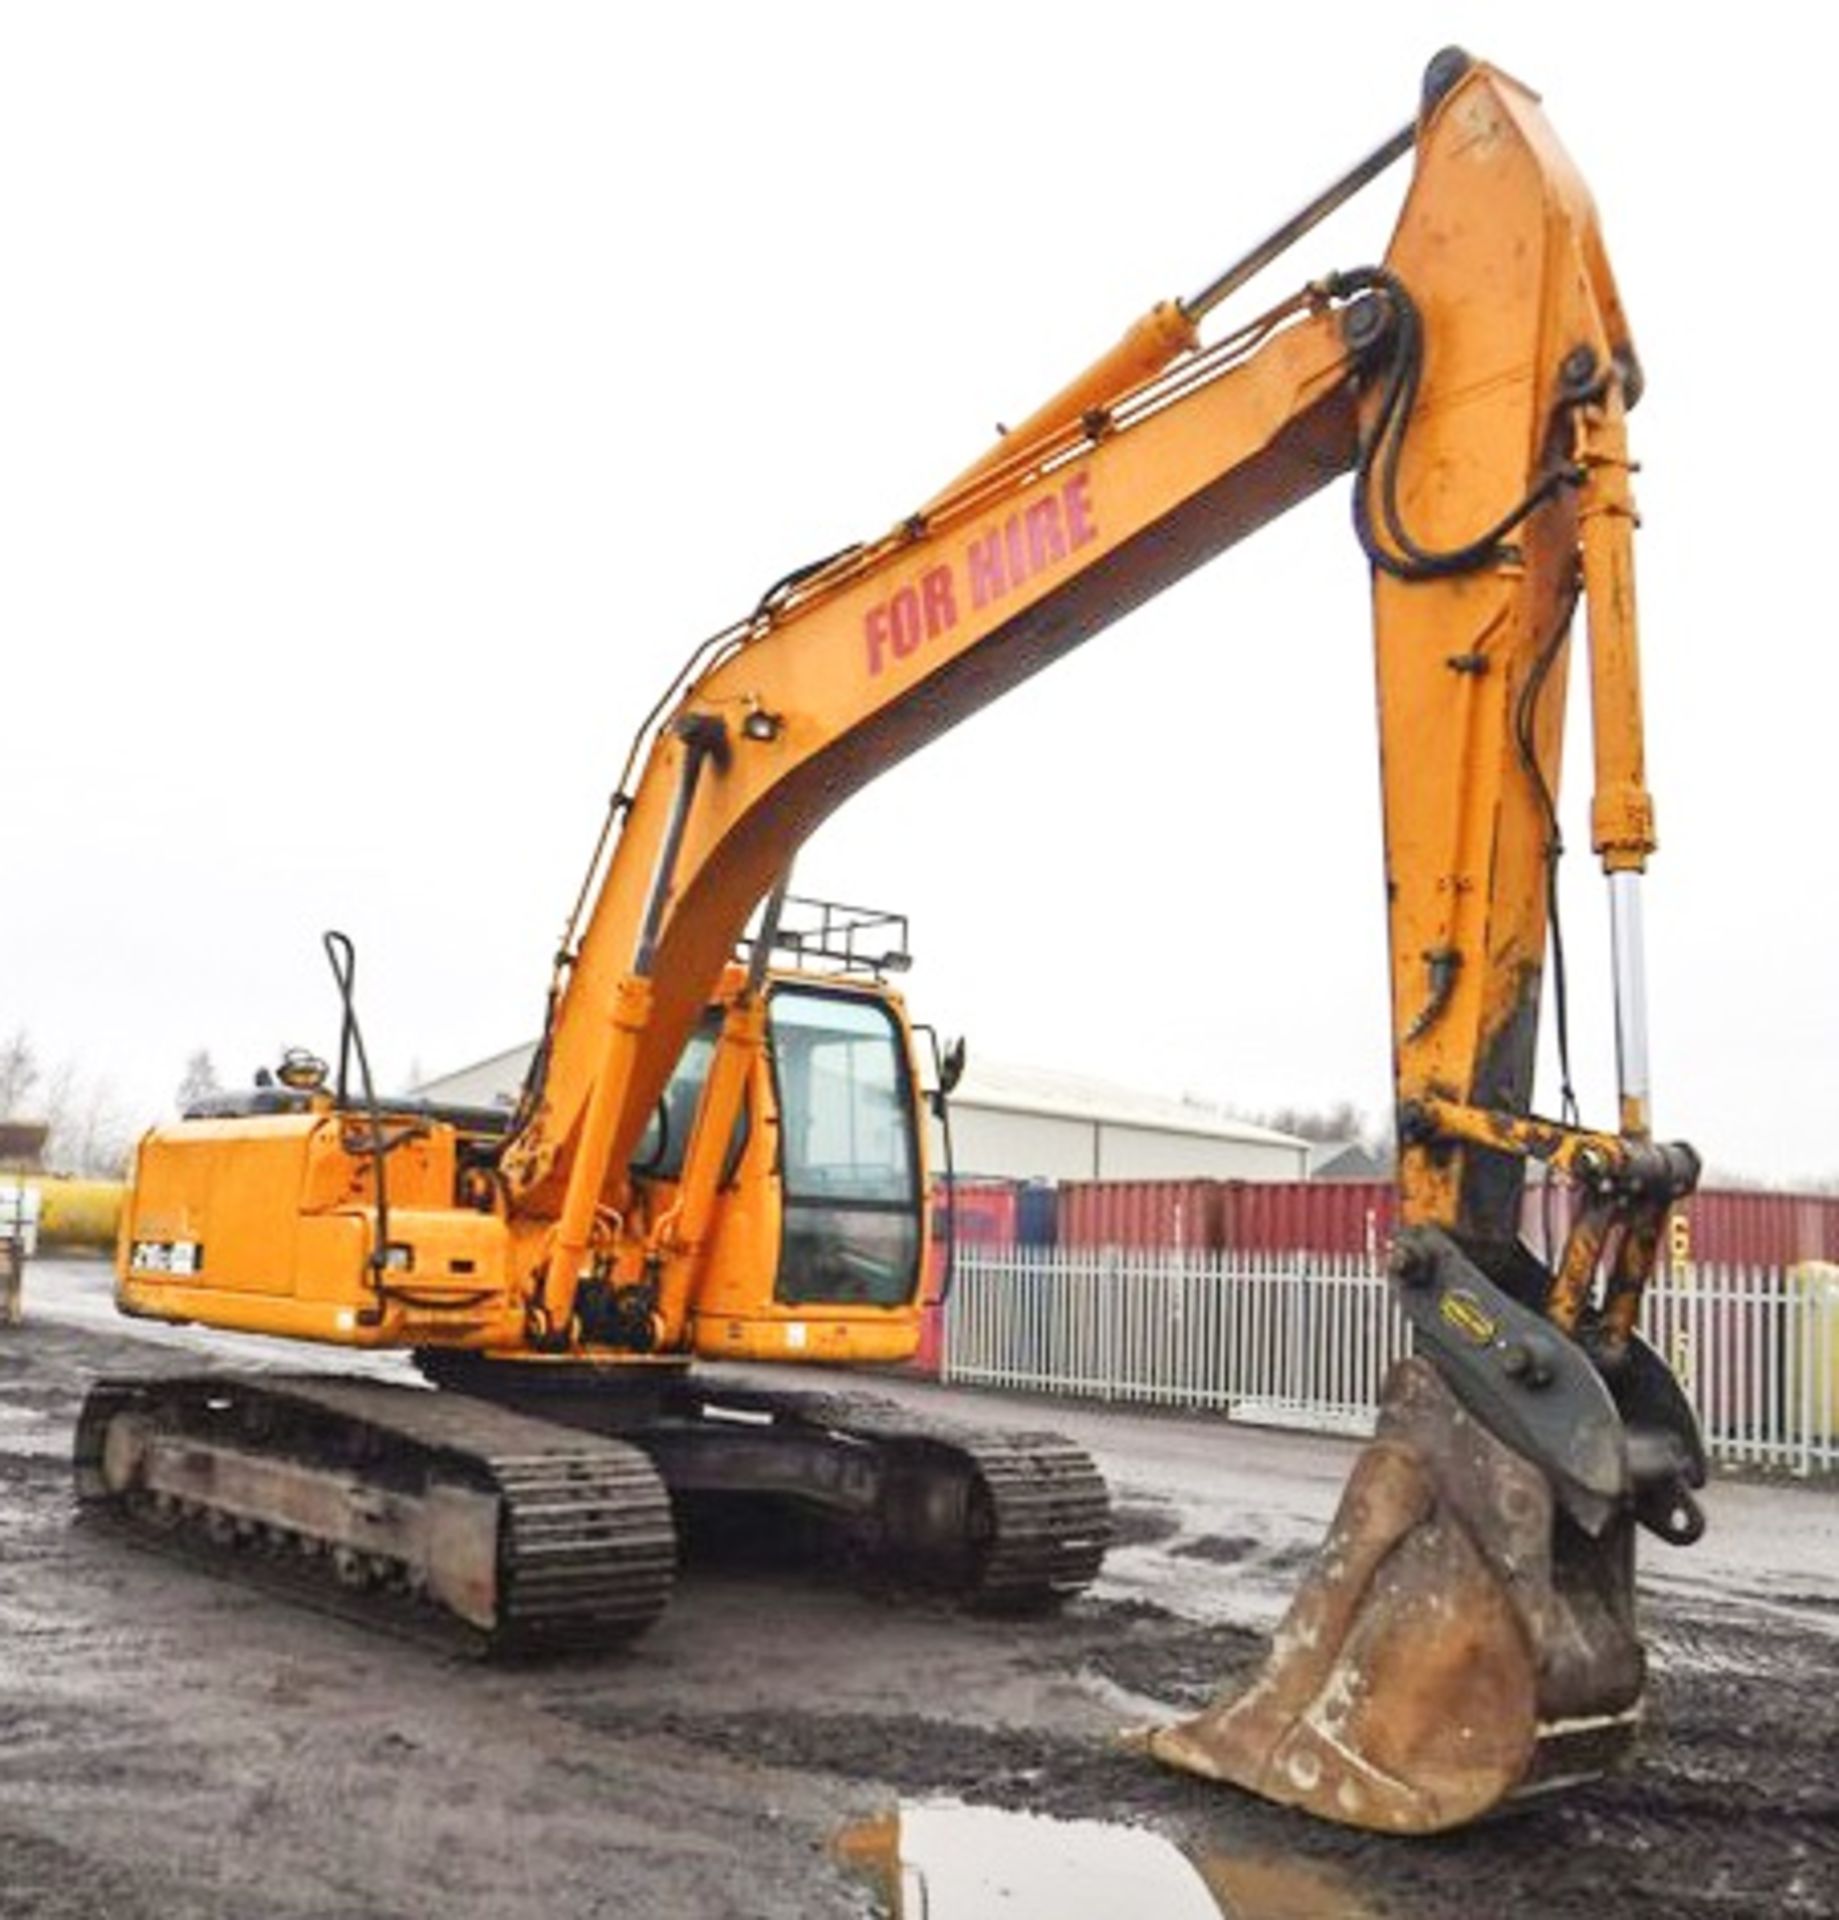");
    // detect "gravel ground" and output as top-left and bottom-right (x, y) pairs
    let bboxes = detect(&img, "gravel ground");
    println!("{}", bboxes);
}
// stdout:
(2, 1257), (1836, 1919)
